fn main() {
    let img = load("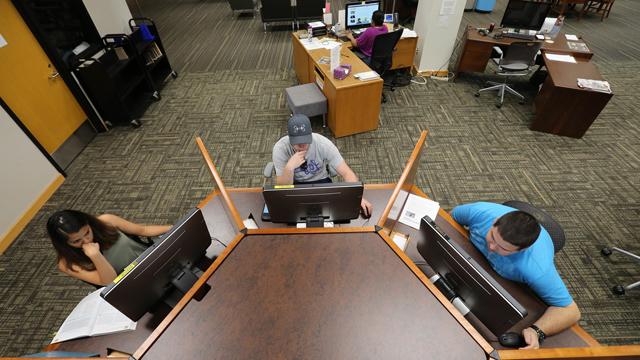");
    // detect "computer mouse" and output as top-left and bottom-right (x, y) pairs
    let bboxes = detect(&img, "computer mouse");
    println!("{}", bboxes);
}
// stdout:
(360, 208), (371, 219)
(499, 332), (526, 348)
